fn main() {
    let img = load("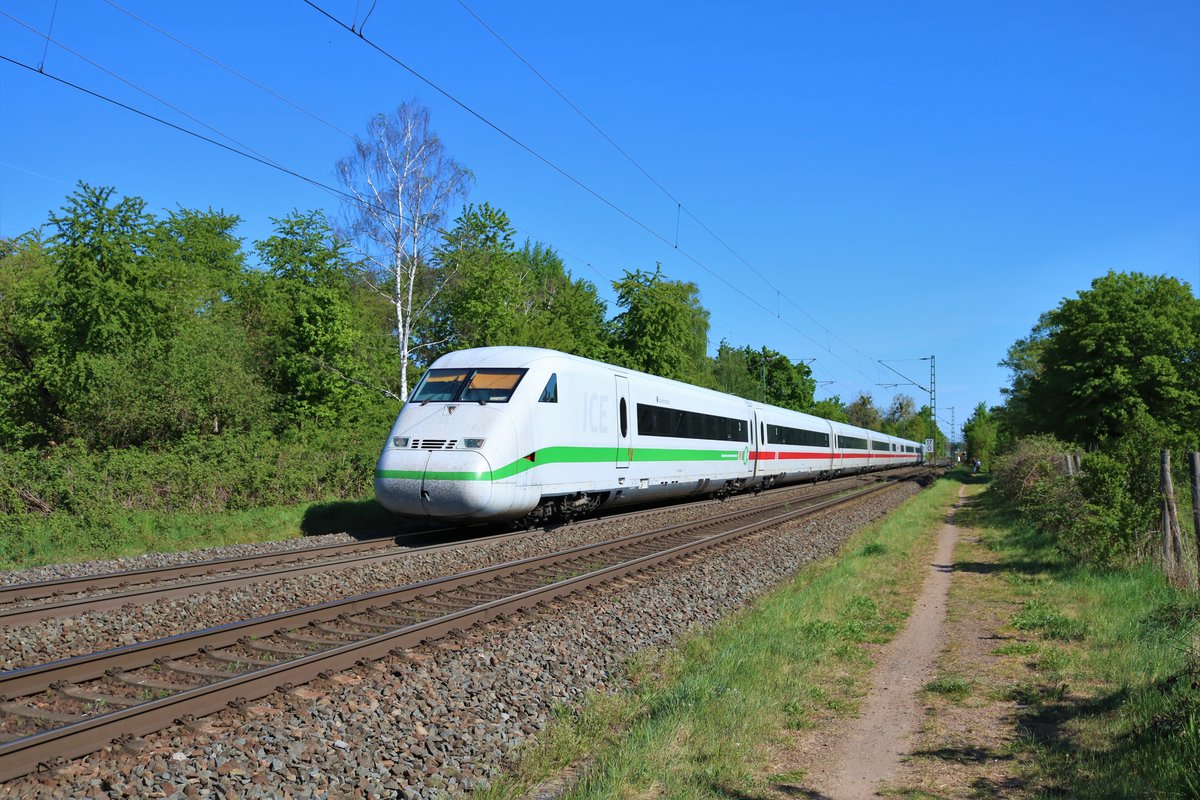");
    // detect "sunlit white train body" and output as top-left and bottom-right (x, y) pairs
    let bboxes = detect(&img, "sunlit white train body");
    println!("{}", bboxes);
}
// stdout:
(374, 346), (925, 523)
